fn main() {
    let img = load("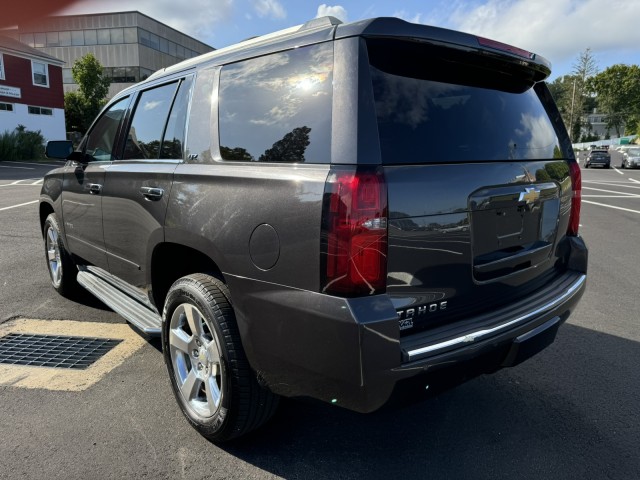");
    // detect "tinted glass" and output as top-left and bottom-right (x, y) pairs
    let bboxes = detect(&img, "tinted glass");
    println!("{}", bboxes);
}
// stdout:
(59, 31), (71, 46)
(368, 42), (561, 164)
(219, 42), (333, 163)
(84, 30), (97, 45)
(84, 97), (129, 162)
(161, 77), (193, 159)
(124, 27), (137, 44)
(46, 32), (59, 47)
(98, 29), (110, 45)
(71, 30), (83, 46)
(110, 28), (124, 44)
(123, 82), (178, 160)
